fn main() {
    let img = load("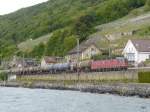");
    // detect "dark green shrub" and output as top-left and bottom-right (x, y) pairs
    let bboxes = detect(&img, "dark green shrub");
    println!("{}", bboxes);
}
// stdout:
(0, 72), (8, 81)
(144, 0), (150, 11)
(138, 71), (150, 83)
(92, 54), (123, 60)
